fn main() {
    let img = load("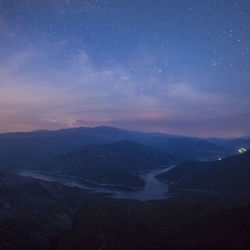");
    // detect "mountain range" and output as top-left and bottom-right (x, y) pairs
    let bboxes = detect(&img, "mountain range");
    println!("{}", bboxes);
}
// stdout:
(0, 127), (250, 249)
(0, 126), (233, 171)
